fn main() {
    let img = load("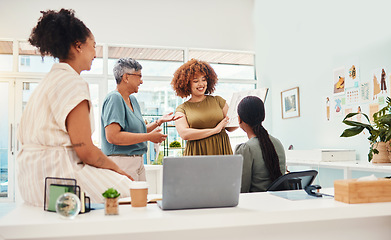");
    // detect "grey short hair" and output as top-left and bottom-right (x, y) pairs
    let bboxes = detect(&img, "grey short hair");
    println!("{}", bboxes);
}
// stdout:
(113, 58), (143, 84)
